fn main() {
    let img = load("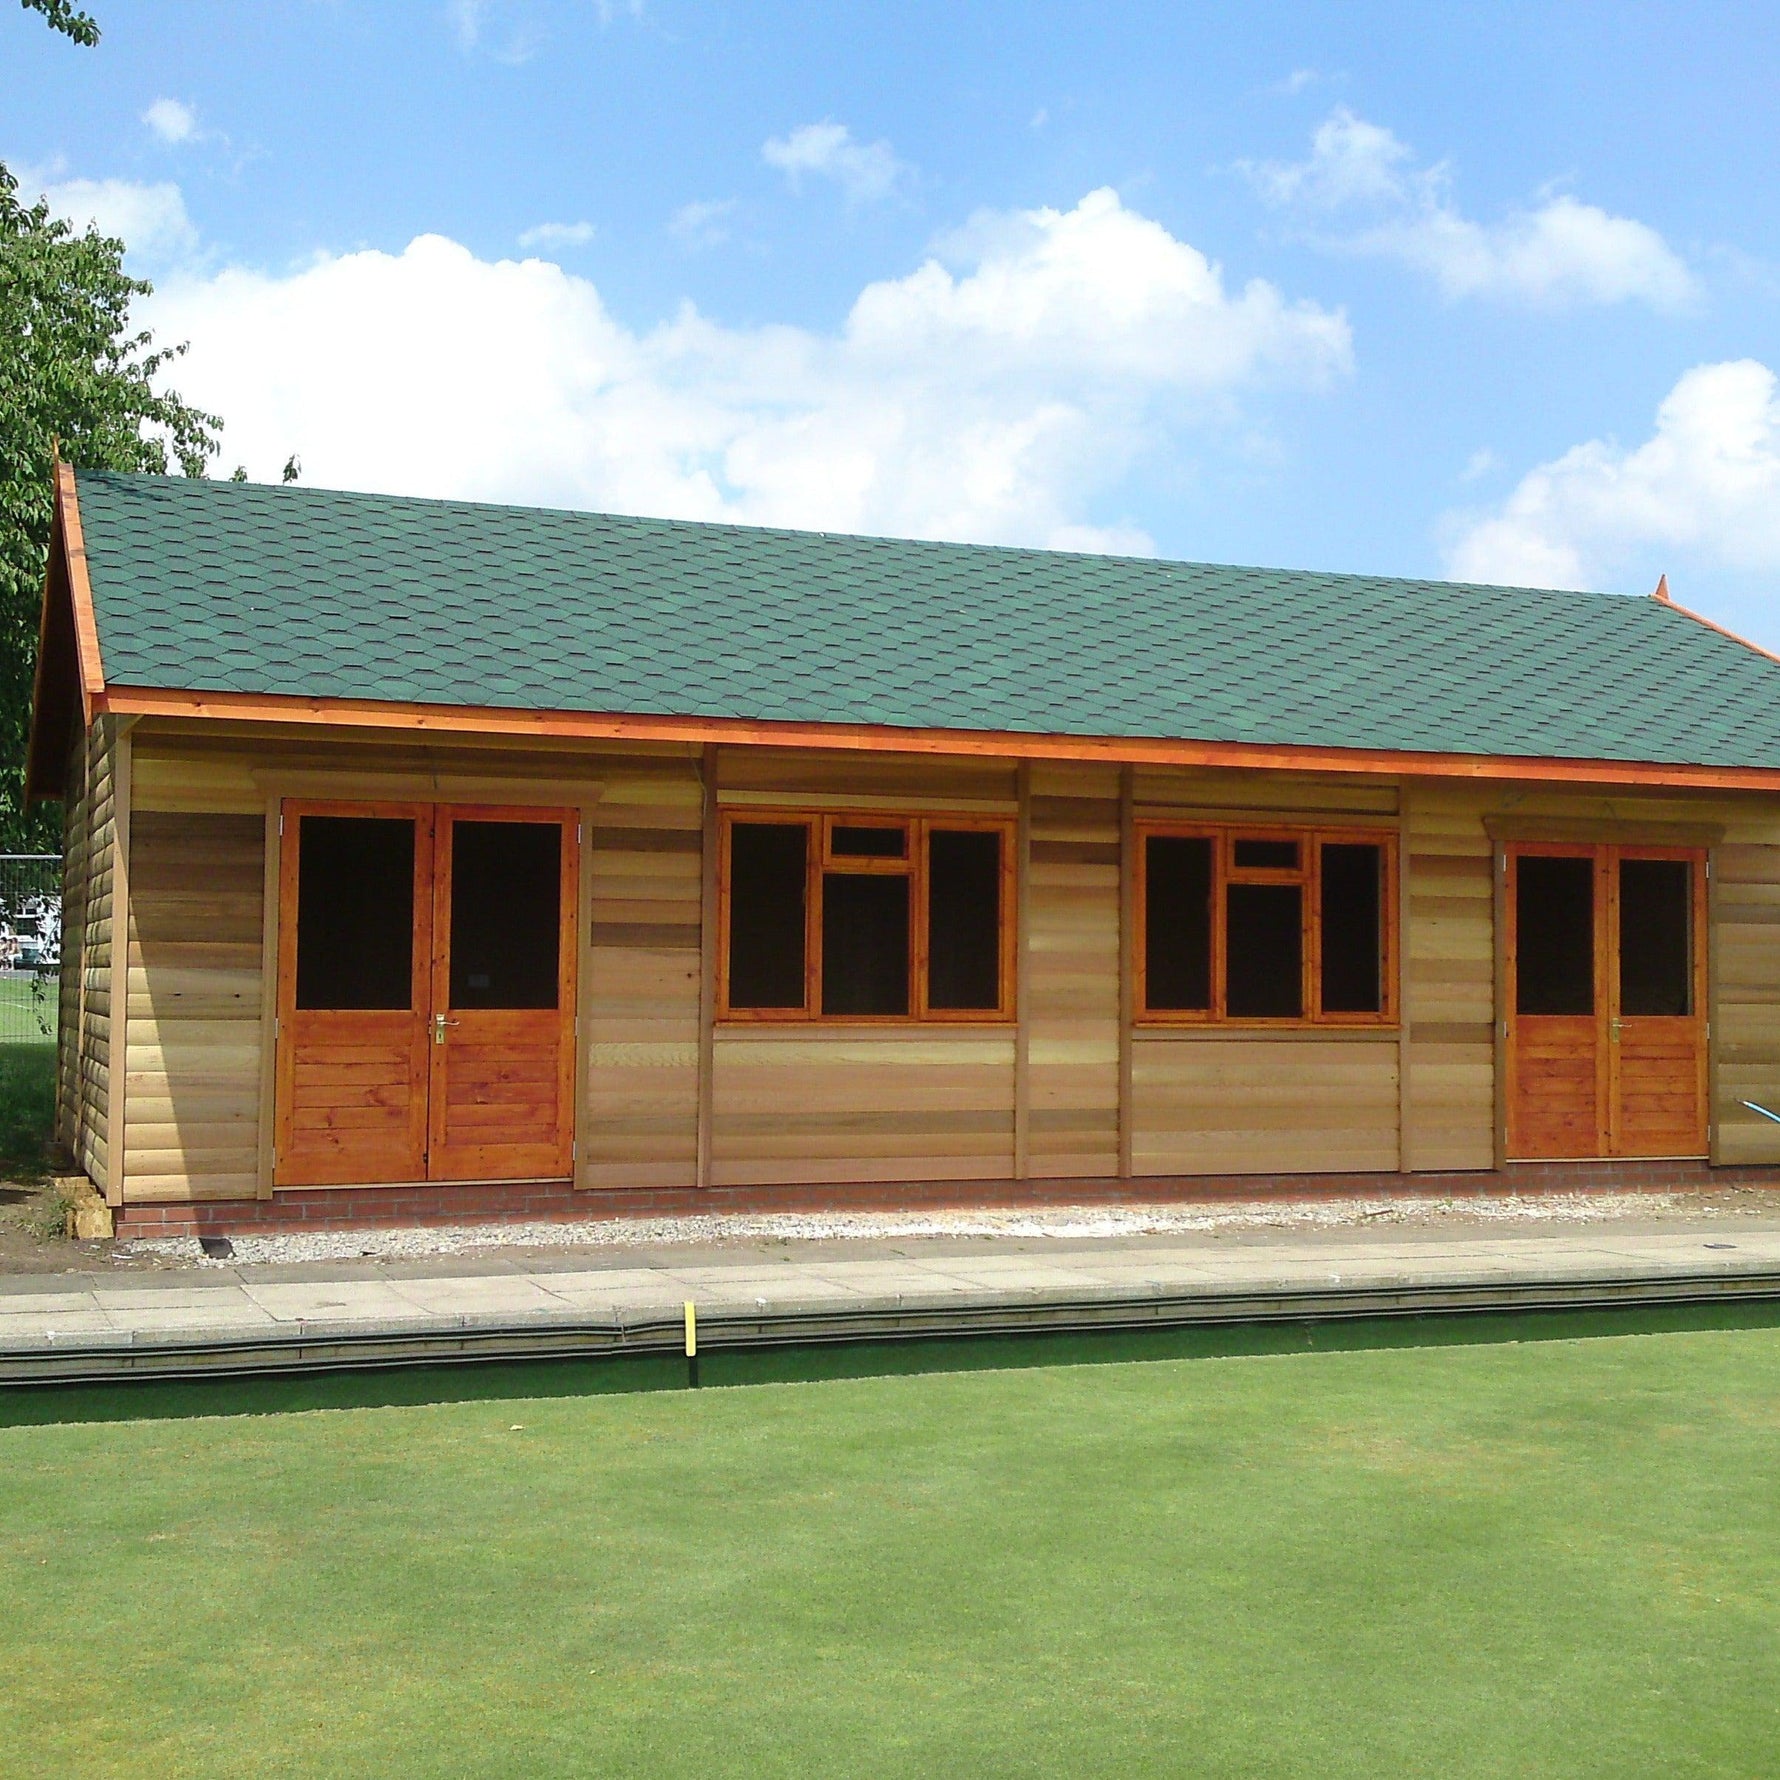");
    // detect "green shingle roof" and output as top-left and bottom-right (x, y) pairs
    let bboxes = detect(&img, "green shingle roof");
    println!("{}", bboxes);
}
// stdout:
(71, 469), (1780, 770)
